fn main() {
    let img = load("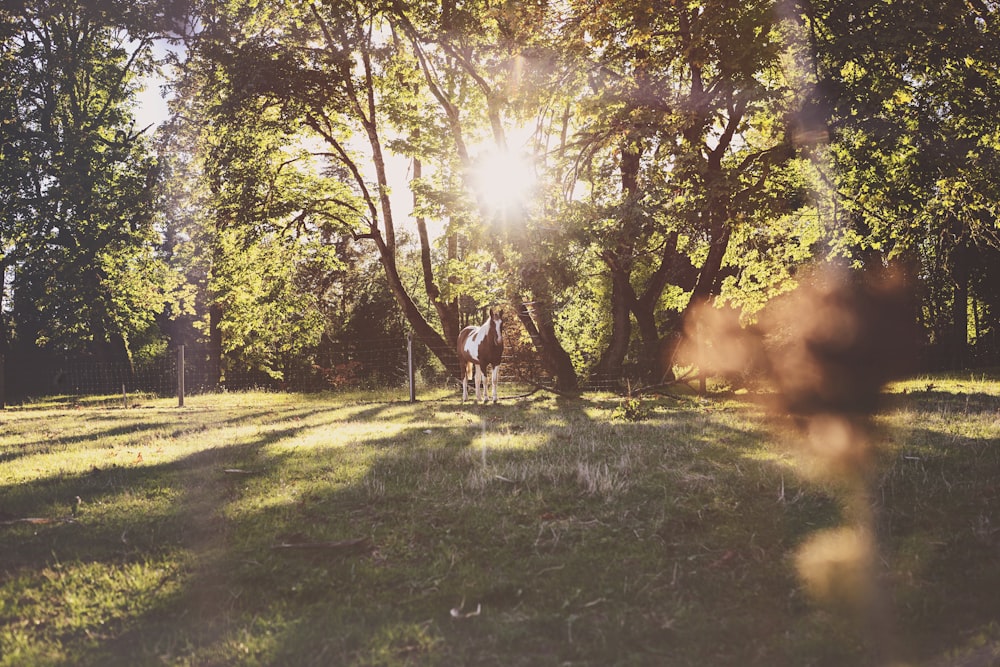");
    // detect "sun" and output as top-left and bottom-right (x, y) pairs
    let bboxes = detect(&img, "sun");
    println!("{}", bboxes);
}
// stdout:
(469, 149), (536, 214)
